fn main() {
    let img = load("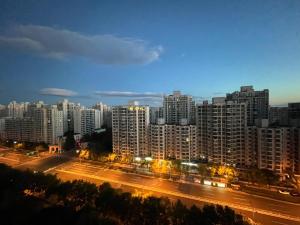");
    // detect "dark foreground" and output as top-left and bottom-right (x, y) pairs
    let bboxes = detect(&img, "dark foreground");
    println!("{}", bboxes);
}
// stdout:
(0, 163), (252, 225)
